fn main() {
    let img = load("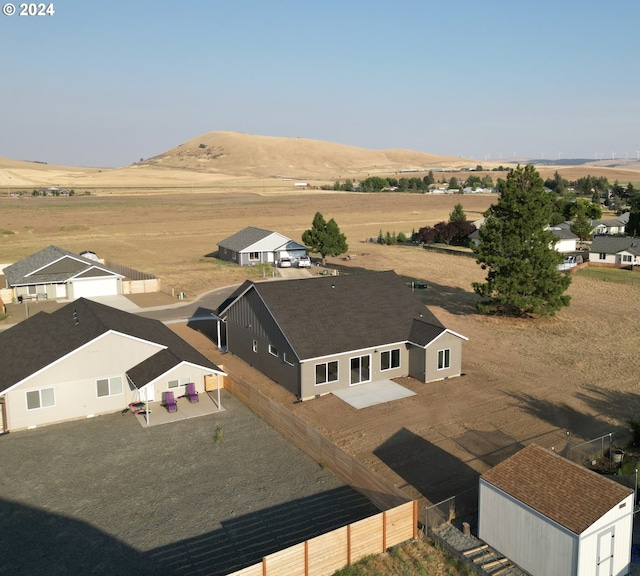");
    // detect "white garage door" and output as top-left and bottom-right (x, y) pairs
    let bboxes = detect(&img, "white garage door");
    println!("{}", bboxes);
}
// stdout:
(72, 278), (119, 298)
